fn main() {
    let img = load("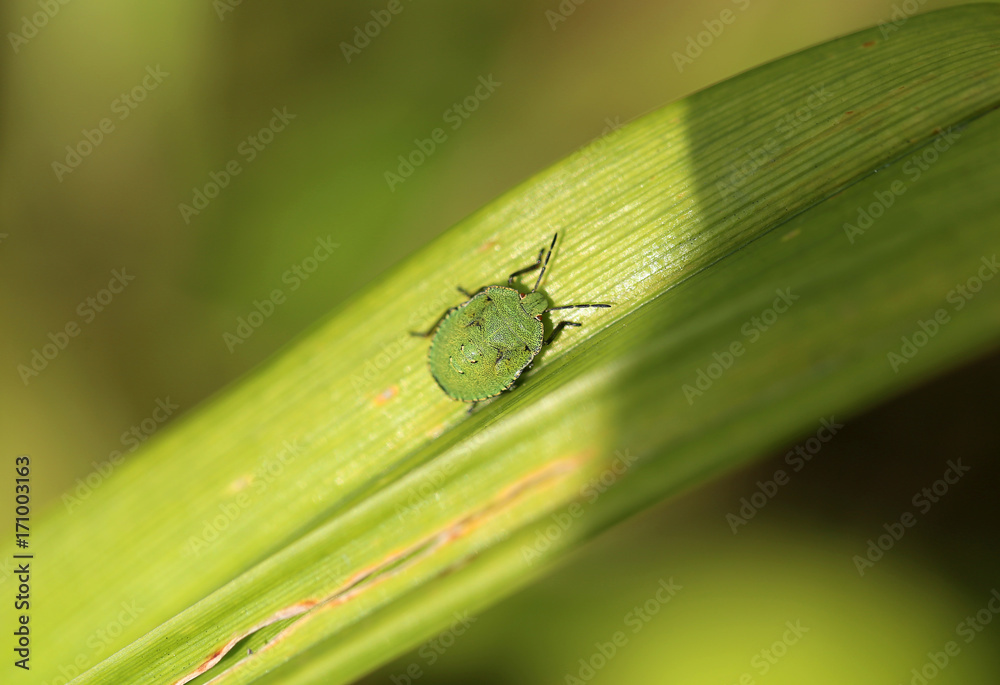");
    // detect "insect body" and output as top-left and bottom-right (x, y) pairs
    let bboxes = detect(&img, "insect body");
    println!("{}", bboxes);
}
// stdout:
(412, 234), (610, 410)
